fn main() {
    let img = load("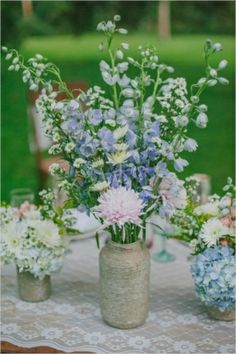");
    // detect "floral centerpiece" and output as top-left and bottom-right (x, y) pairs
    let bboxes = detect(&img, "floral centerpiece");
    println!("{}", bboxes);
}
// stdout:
(171, 177), (235, 320)
(1, 191), (69, 302)
(2, 15), (229, 325)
